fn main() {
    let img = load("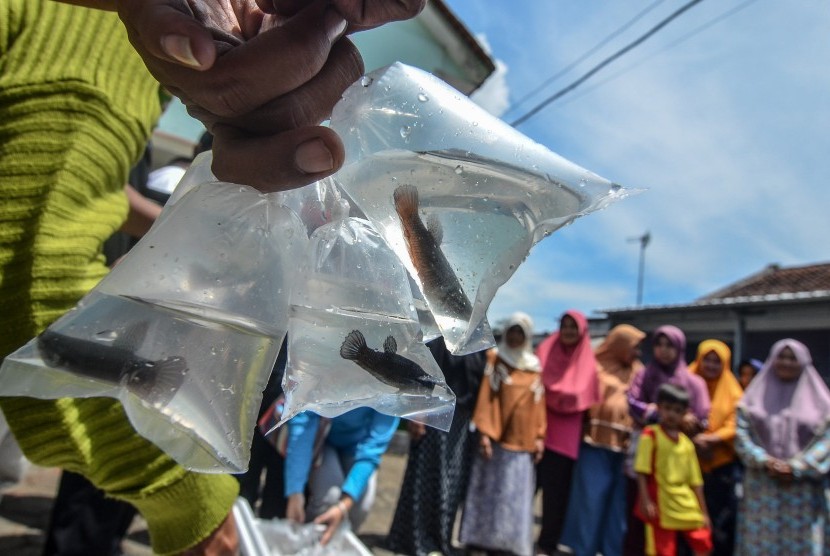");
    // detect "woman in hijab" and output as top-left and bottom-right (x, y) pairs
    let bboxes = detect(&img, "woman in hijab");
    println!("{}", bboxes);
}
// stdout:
(689, 339), (743, 556)
(624, 325), (710, 556)
(560, 324), (646, 556)
(385, 337), (486, 556)
(628, 325), (710, 431)
(459, 312), (546, 556)
(735, 339), (830, 556)
(535, 309), (600, 555)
